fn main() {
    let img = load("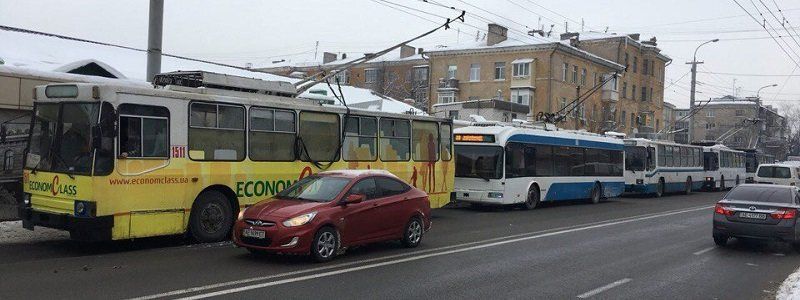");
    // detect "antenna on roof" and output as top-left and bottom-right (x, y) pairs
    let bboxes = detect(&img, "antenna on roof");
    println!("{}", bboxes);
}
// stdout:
(293, 10), (466, 95)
